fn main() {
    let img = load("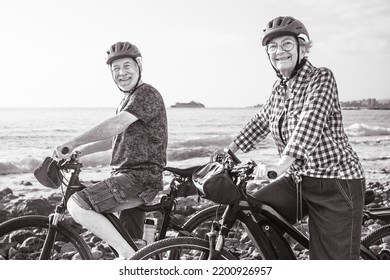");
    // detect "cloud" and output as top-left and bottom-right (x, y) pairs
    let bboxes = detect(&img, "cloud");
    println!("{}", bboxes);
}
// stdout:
(297, 0), (390, 55)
